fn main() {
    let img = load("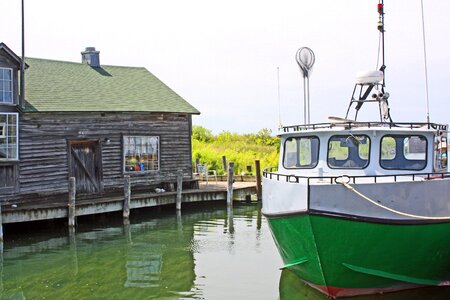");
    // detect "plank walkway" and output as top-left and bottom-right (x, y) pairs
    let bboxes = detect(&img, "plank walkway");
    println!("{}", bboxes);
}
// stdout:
(1, 181), (258, 224)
